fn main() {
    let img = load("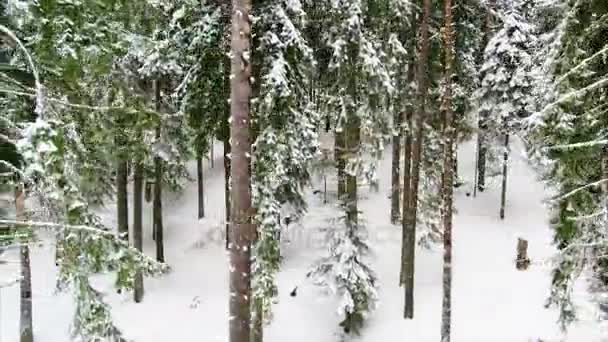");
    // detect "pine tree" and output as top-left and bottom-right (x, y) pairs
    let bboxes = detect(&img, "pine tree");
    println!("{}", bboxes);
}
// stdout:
(310, 0), (391, 335)
(476, 0), (536, 218)
(526, 0), (608, 330)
